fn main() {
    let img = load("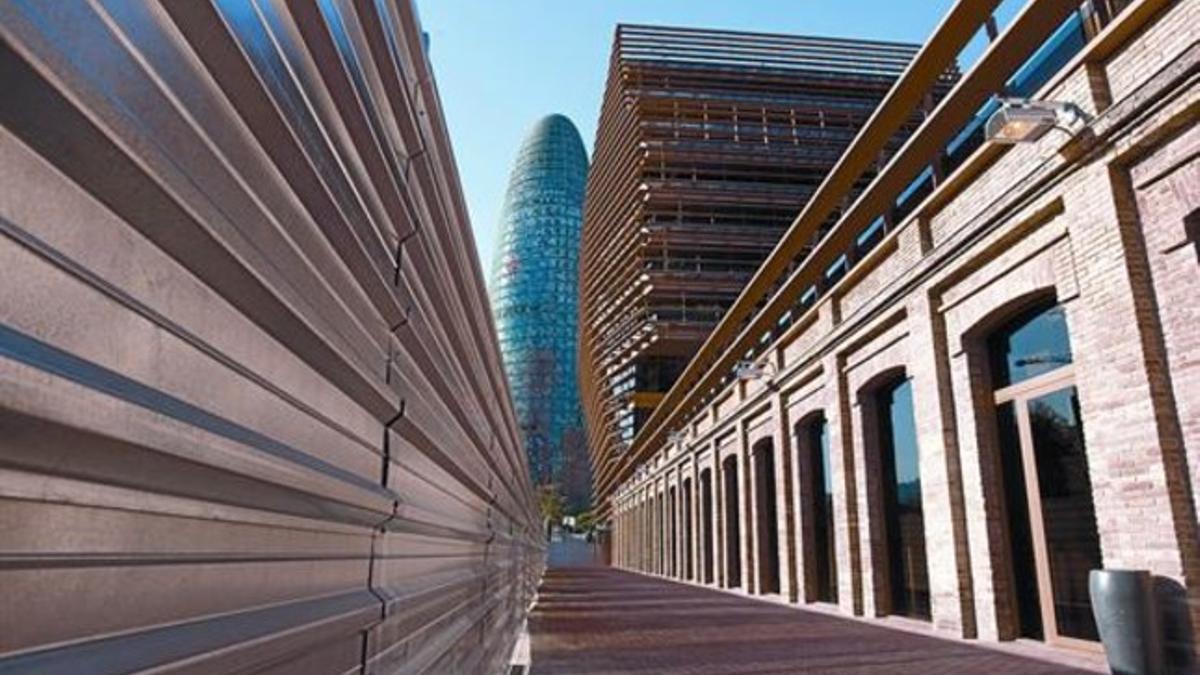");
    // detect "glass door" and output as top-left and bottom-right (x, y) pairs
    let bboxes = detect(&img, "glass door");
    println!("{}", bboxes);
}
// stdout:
(1022, 385), (1103, 644)
(988, 302), (1102, 649)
